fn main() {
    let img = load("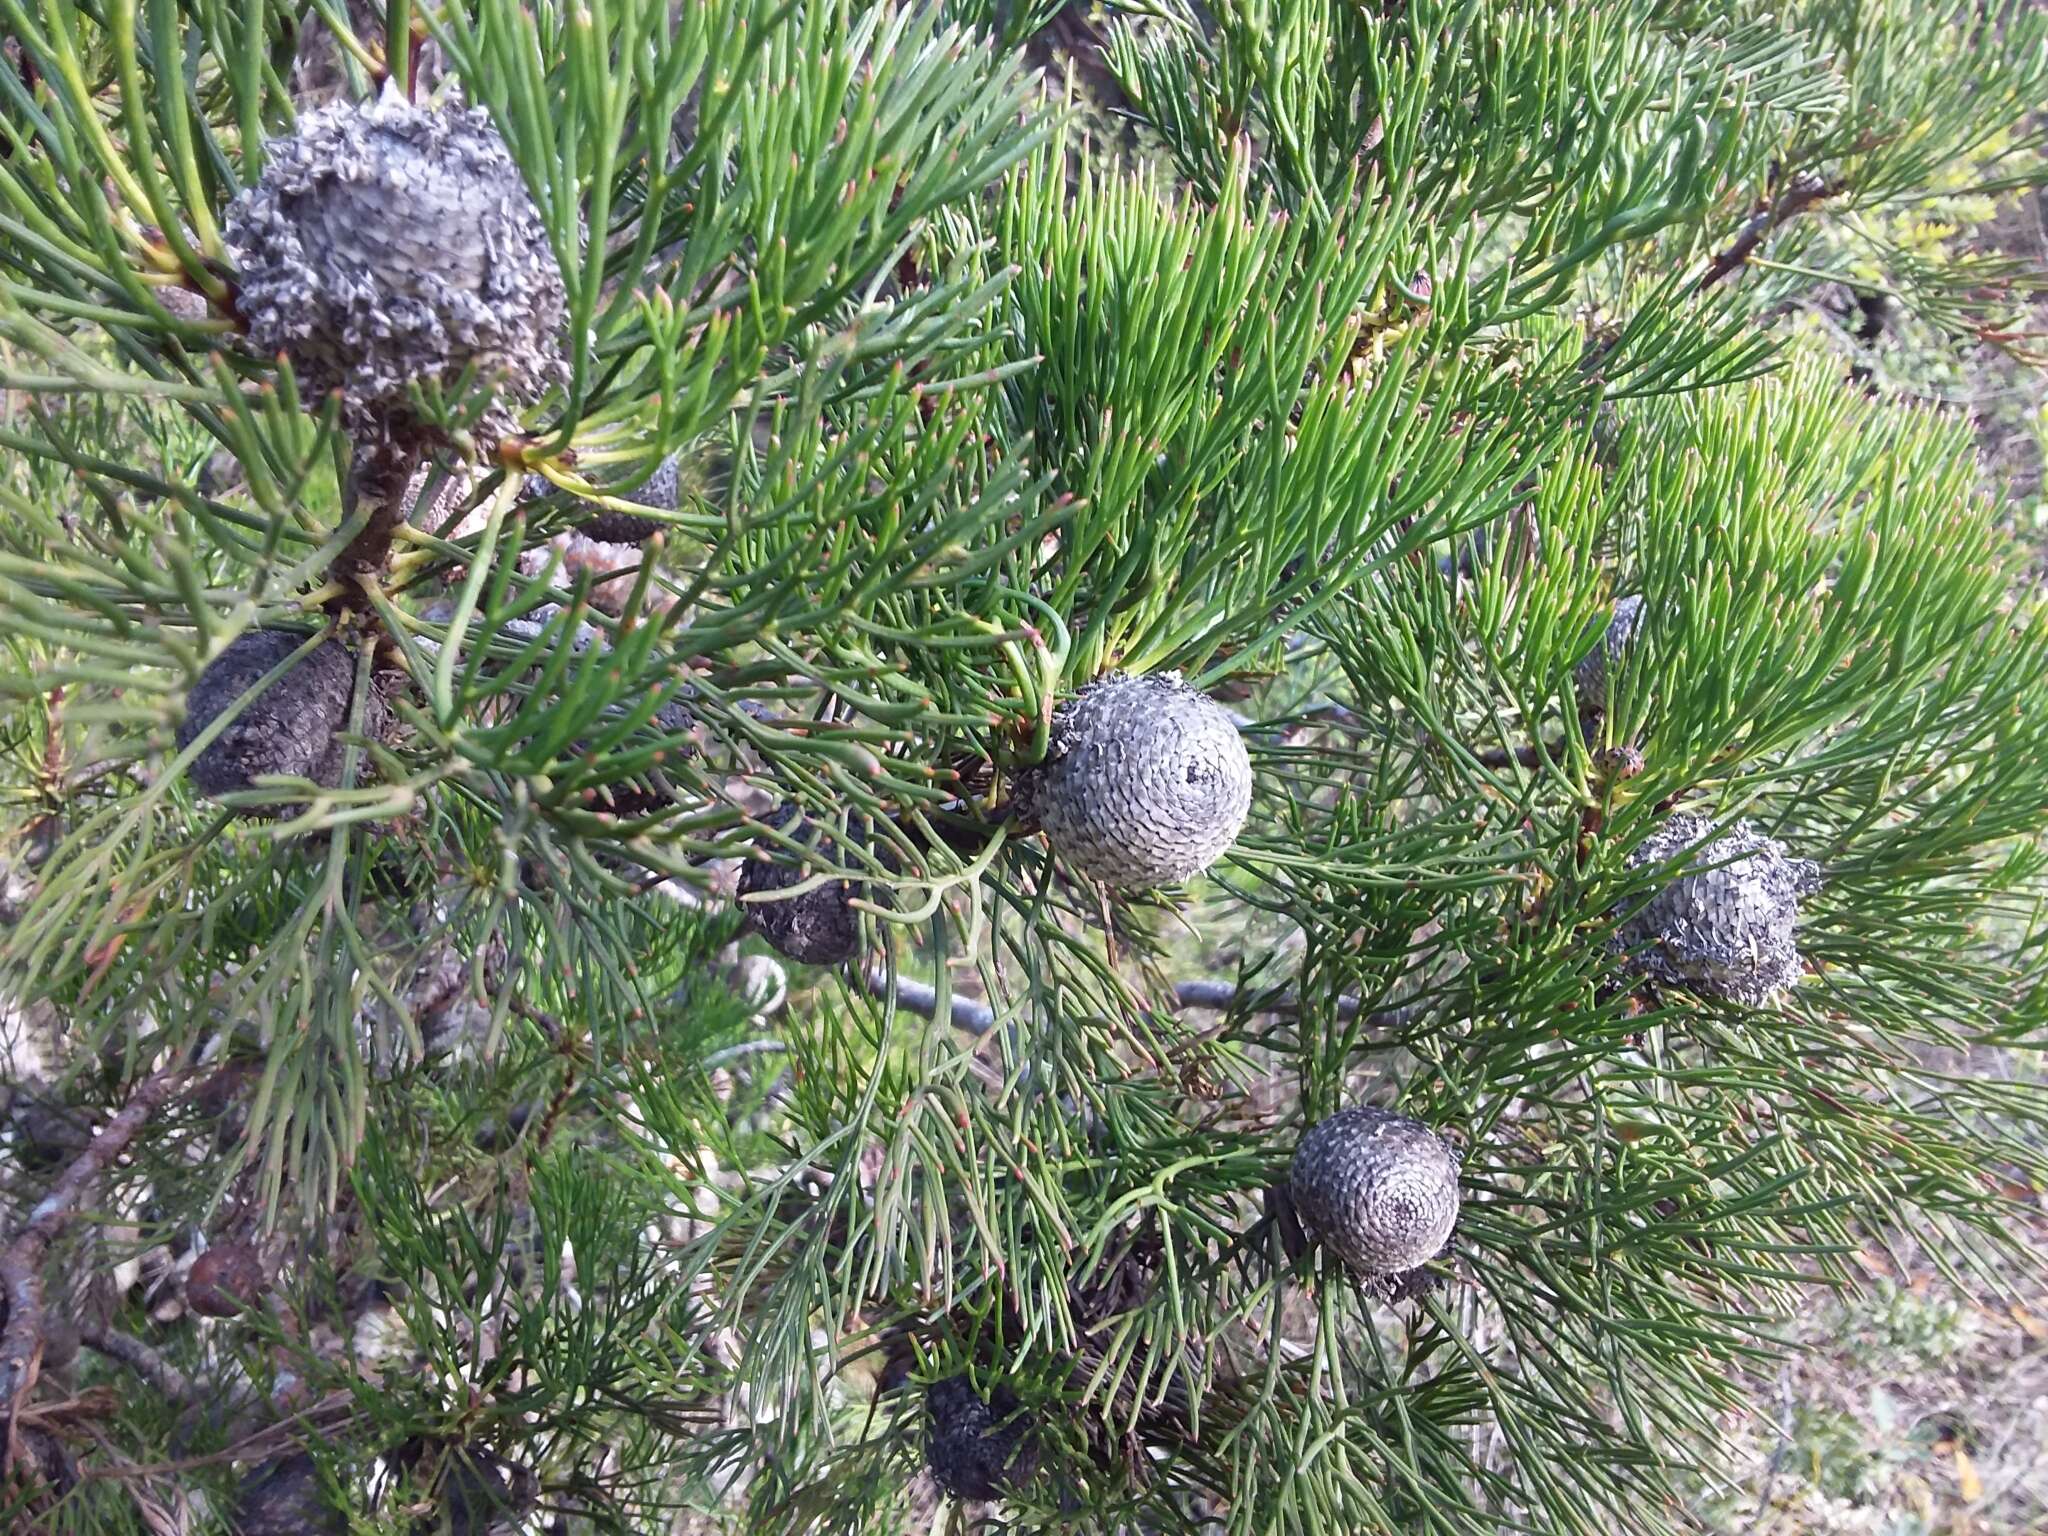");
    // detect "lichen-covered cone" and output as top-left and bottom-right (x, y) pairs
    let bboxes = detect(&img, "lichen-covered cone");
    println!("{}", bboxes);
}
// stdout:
(1615, 812), (1822, 1006)
(1024, 672), (1252, 889)
(925, 1375), (1038, 1502)
(738, 810), (861, 966)
(177, 629), (381, 810)
(225, 90), (566, 447)
(1289, 1107), (1460, 1282)
(1574, 593), (1645, 713)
